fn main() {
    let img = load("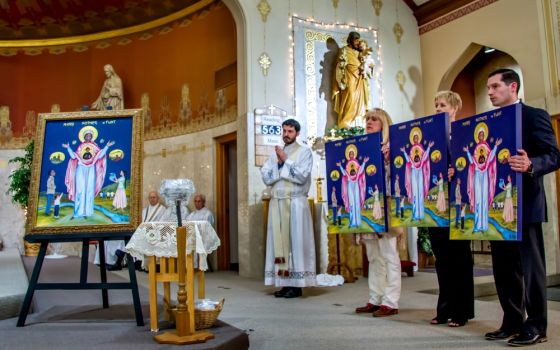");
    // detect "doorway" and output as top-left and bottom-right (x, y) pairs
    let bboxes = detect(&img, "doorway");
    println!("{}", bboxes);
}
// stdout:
(215, 132), (238, 271)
